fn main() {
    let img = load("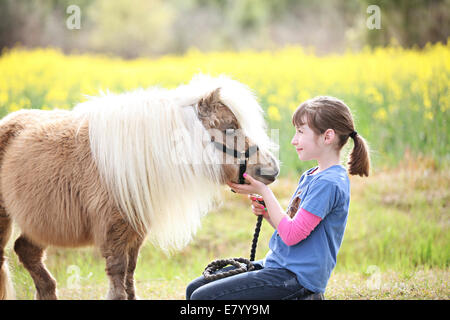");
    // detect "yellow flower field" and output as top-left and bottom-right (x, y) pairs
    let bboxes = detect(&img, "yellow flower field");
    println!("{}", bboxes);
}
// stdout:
(0, 42), (448, 173)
